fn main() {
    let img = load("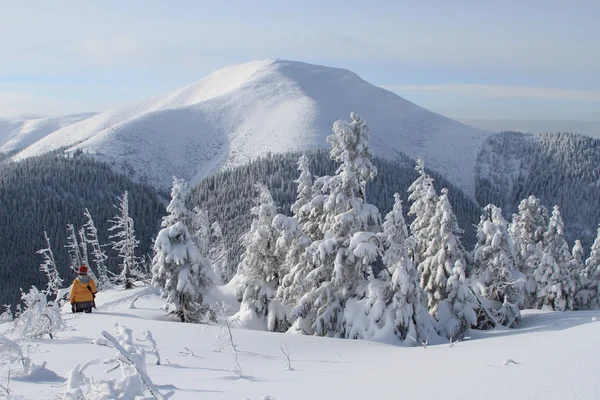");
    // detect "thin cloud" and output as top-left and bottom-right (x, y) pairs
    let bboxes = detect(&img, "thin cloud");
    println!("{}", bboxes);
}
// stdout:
(382, 84), (600, 102)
